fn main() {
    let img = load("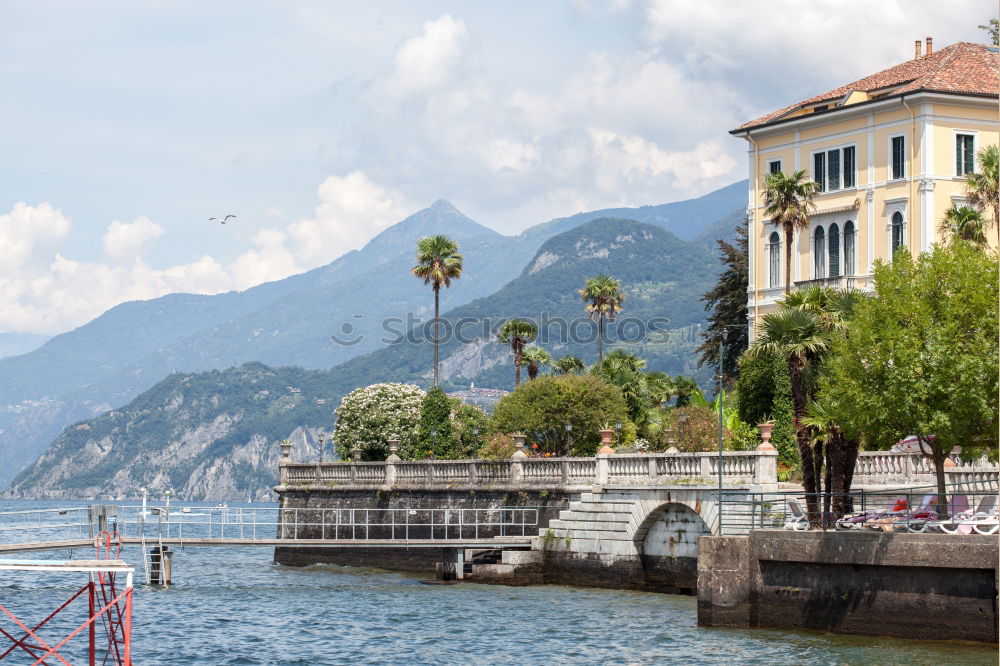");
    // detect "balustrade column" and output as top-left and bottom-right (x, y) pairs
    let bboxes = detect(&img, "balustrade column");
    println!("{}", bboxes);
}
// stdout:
(384, 439), (400, 488)
(699, 455), (713, 479)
